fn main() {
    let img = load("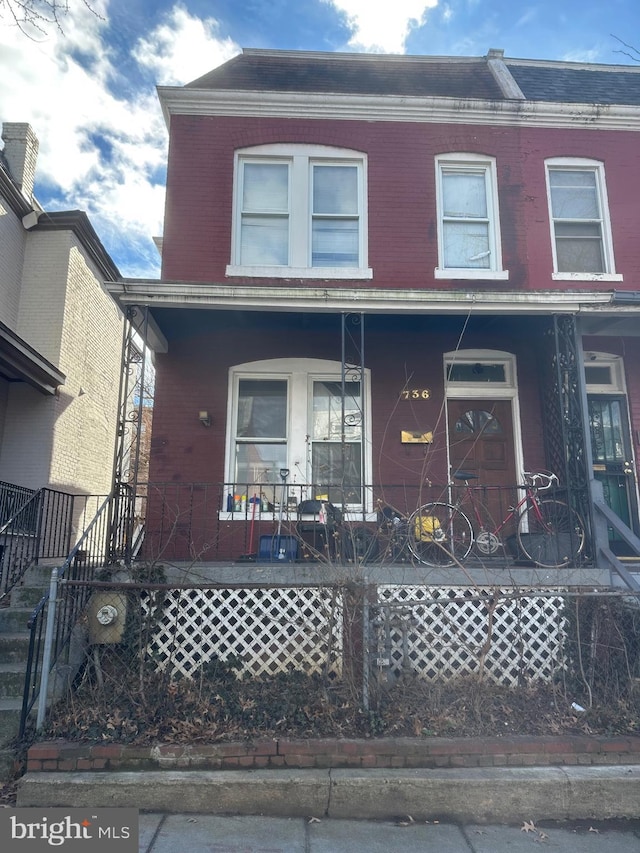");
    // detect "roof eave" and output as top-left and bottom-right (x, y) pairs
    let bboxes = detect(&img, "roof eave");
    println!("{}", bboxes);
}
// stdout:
(157, 87), (640, 131)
